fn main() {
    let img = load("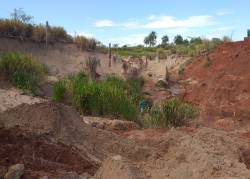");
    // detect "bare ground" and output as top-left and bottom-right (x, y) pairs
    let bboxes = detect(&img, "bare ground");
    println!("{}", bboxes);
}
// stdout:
(0, 102), (250, 178)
